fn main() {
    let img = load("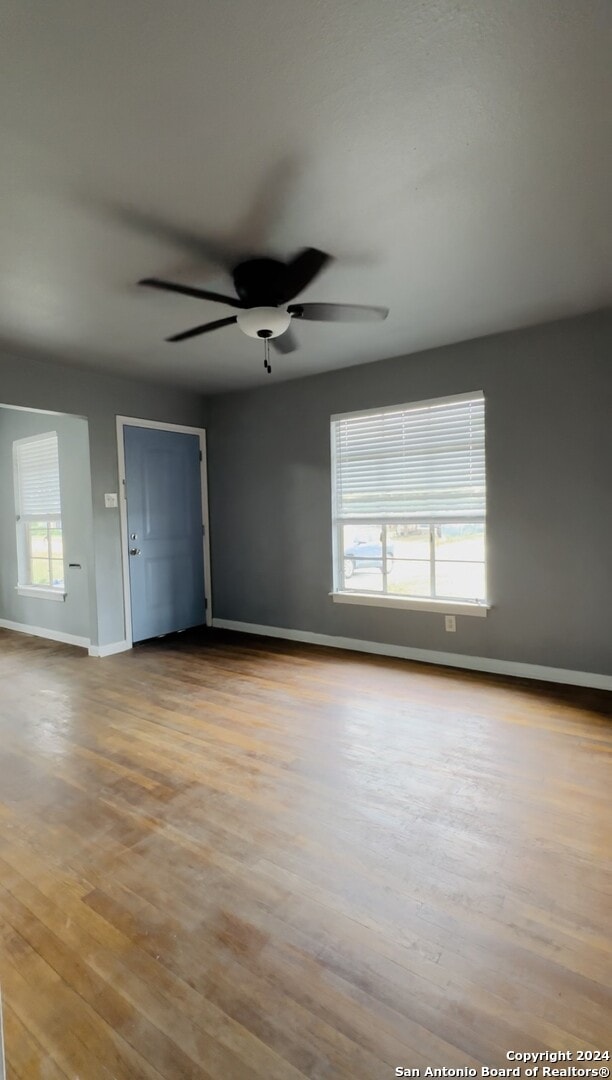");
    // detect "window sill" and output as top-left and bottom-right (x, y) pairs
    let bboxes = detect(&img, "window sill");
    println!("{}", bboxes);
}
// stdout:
(16, 586), (66, 602)
(331, 591), (488, 617)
